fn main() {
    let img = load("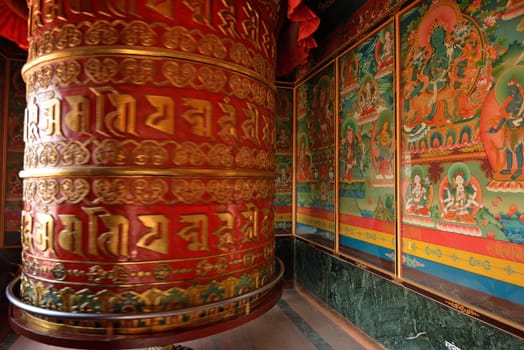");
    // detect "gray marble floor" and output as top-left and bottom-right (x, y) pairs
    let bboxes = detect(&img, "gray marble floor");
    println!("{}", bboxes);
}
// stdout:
(1, 288), (384, 350)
